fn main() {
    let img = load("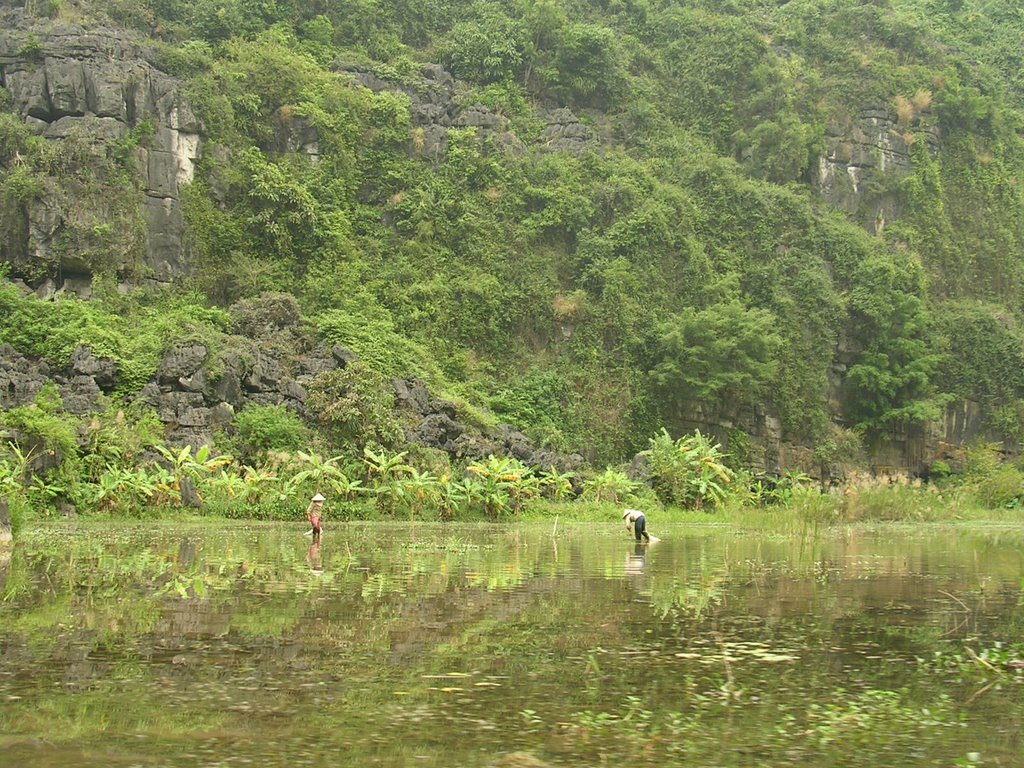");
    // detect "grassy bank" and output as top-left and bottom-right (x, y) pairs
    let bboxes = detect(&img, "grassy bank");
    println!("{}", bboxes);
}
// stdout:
(14, 483), (1024, 534)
